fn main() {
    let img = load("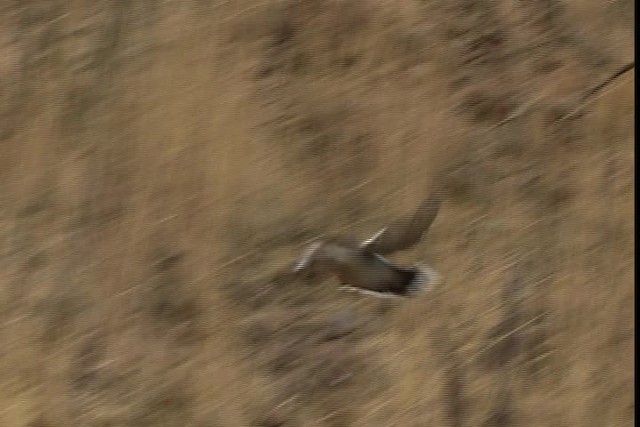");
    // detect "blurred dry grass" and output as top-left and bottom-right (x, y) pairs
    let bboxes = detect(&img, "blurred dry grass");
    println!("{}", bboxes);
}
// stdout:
(0, 0), (634, 426)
